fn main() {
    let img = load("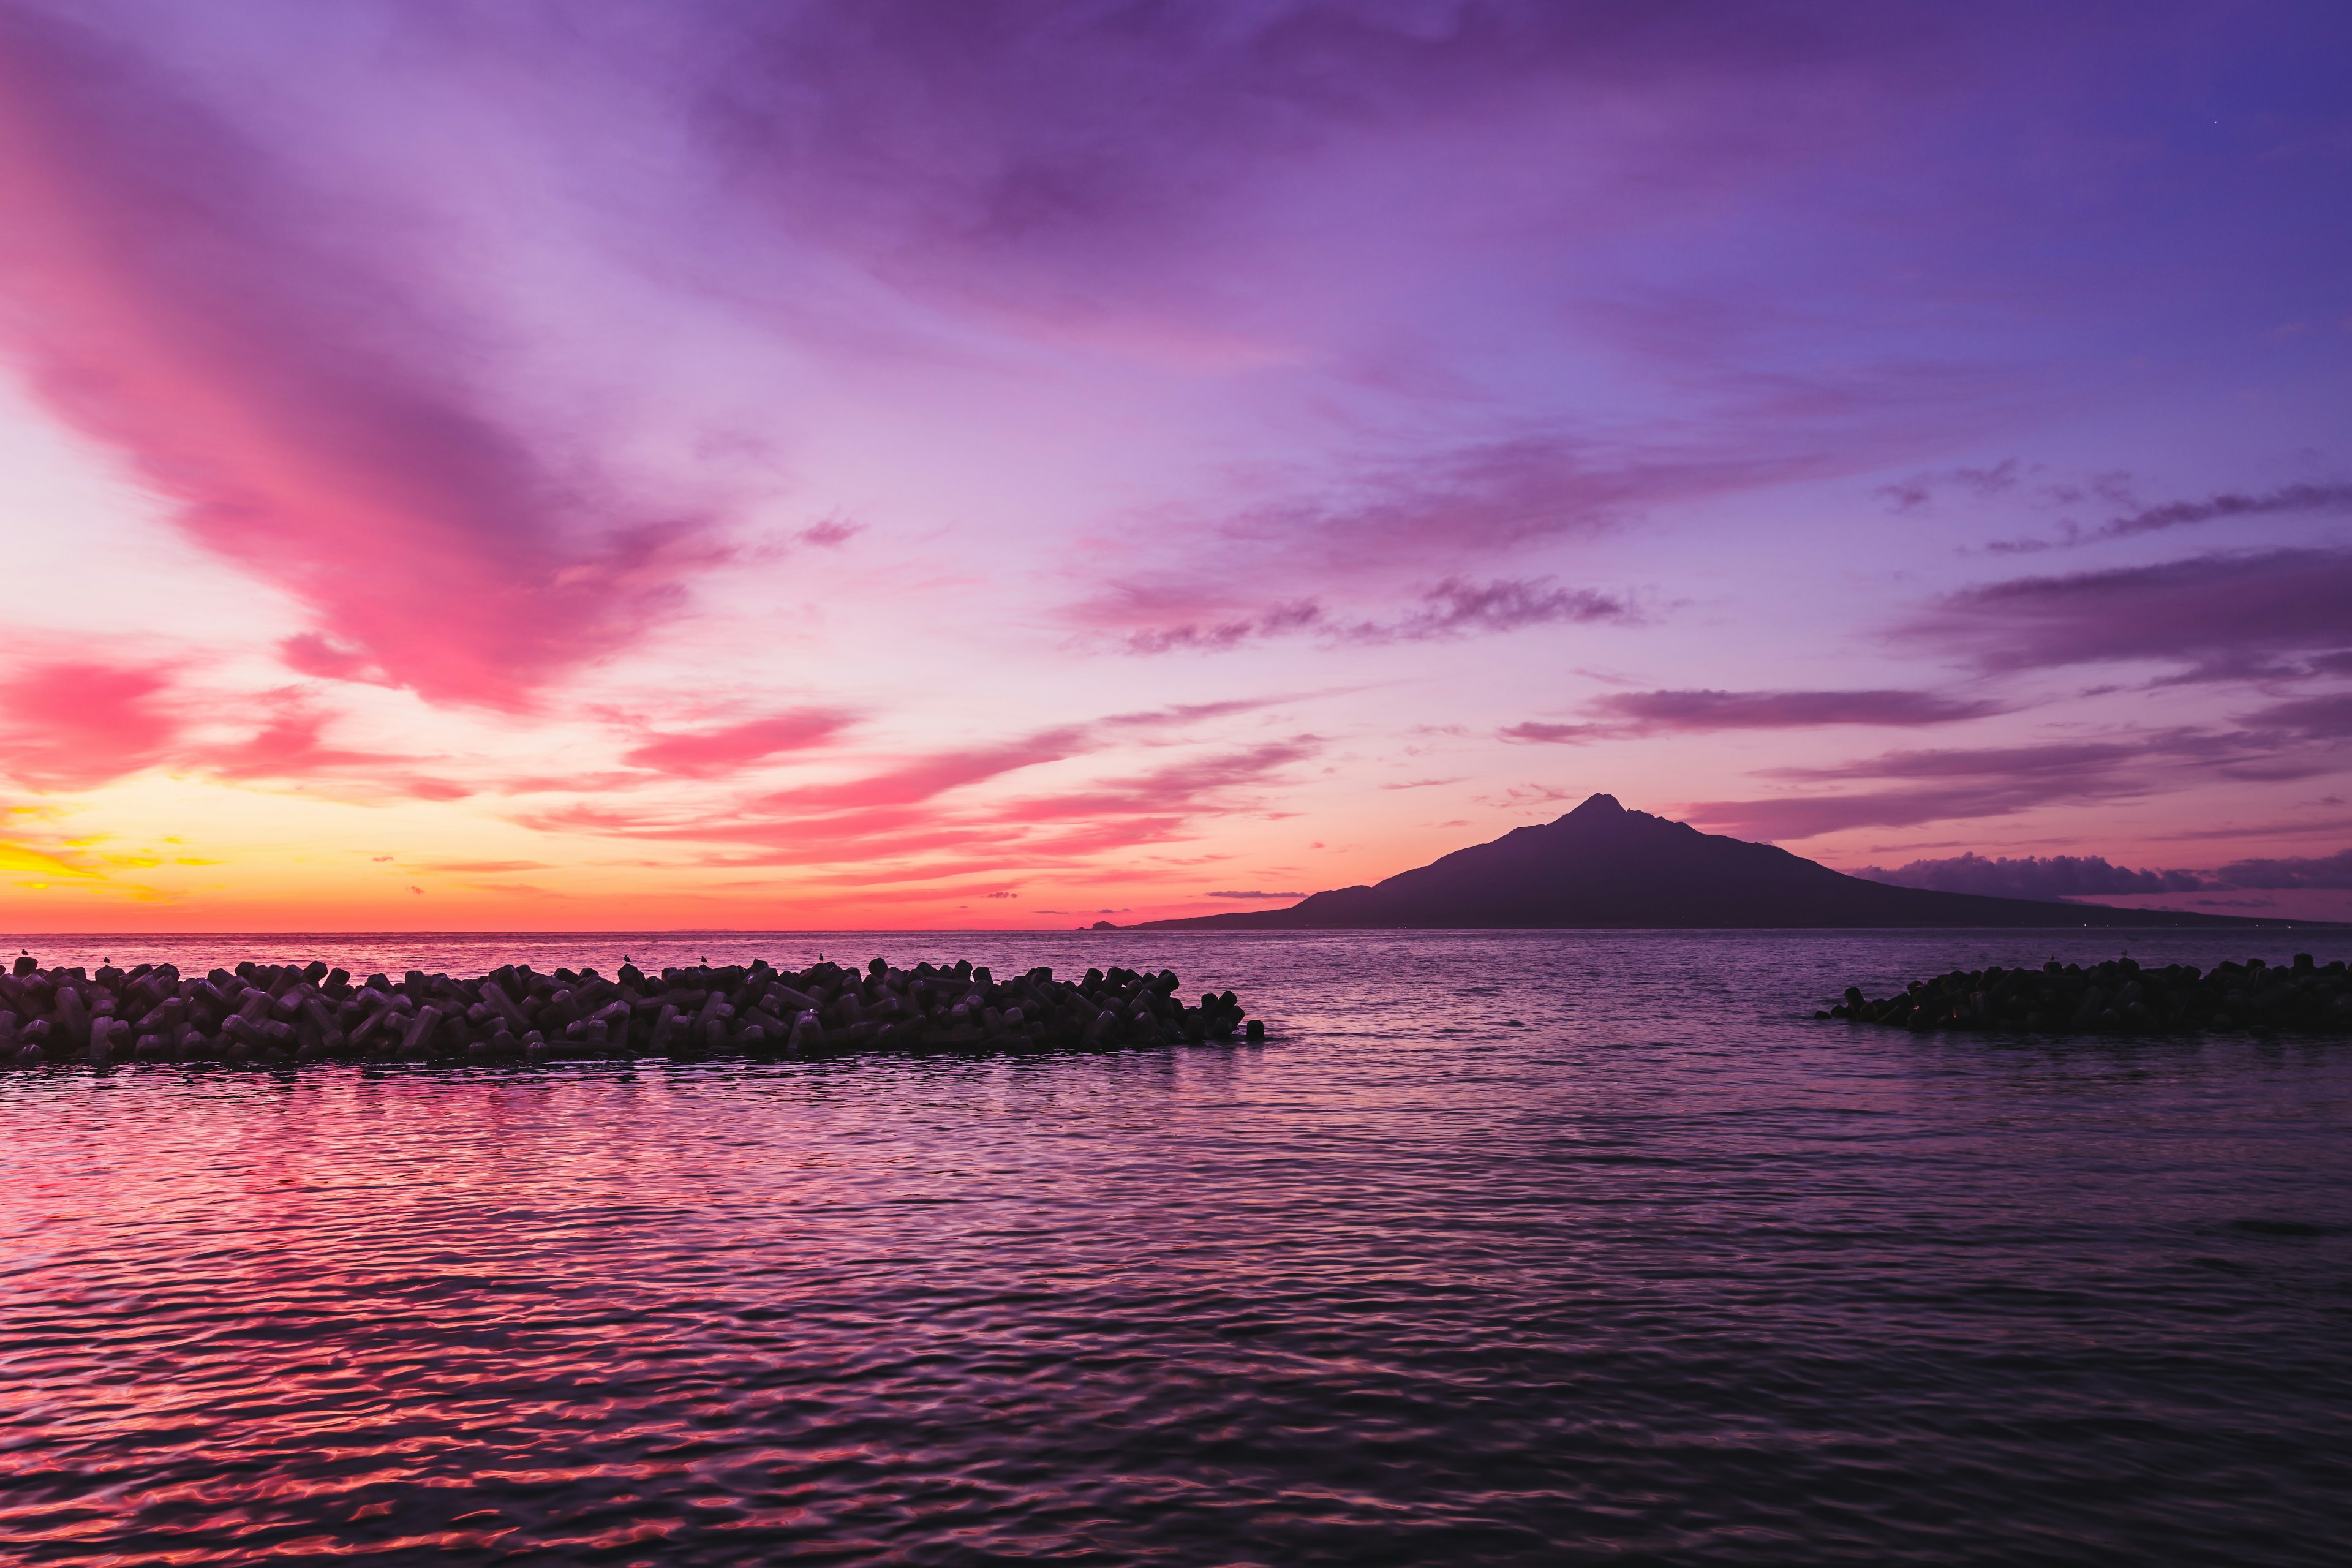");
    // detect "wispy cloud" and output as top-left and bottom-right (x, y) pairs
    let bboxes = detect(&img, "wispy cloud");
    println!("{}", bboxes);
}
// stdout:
(1499, 721), (1613, 745)
(1878, 458), (2025, 513)
(1124, 601), (1325, 655)
(1122, 577), (1629, 655)
(519, 728), (1319, 879)
(413, 859), (551, 875)
(1343, 579), (1632, 644)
